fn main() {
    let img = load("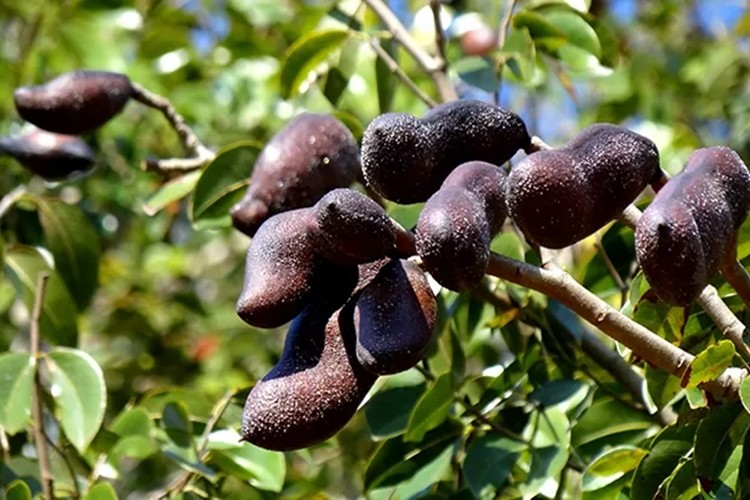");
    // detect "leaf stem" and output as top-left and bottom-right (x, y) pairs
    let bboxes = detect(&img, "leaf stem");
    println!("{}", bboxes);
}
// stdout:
(0, 185), (27, 221)
(30, 271), (54, 500)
